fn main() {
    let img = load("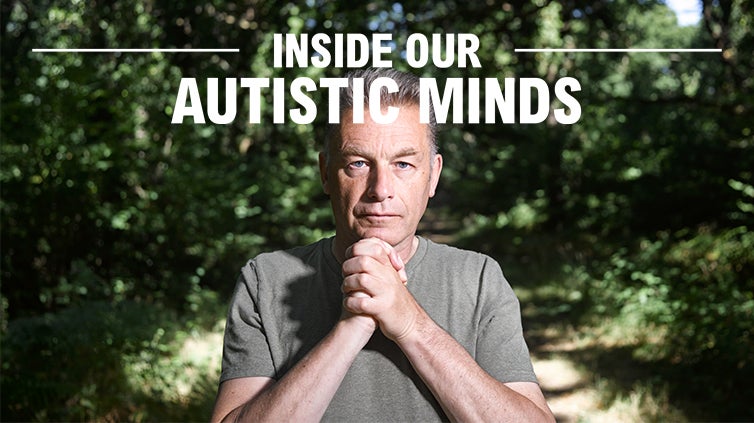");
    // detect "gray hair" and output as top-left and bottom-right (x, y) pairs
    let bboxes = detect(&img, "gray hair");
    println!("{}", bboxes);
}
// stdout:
(323, 68), (437, 160)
